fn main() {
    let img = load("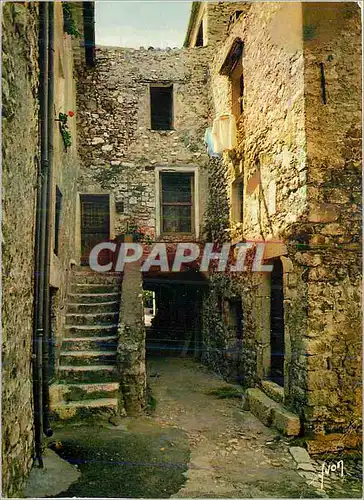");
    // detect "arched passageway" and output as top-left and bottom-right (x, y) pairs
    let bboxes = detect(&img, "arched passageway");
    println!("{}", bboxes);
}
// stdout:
(143, 270), (207, 358)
